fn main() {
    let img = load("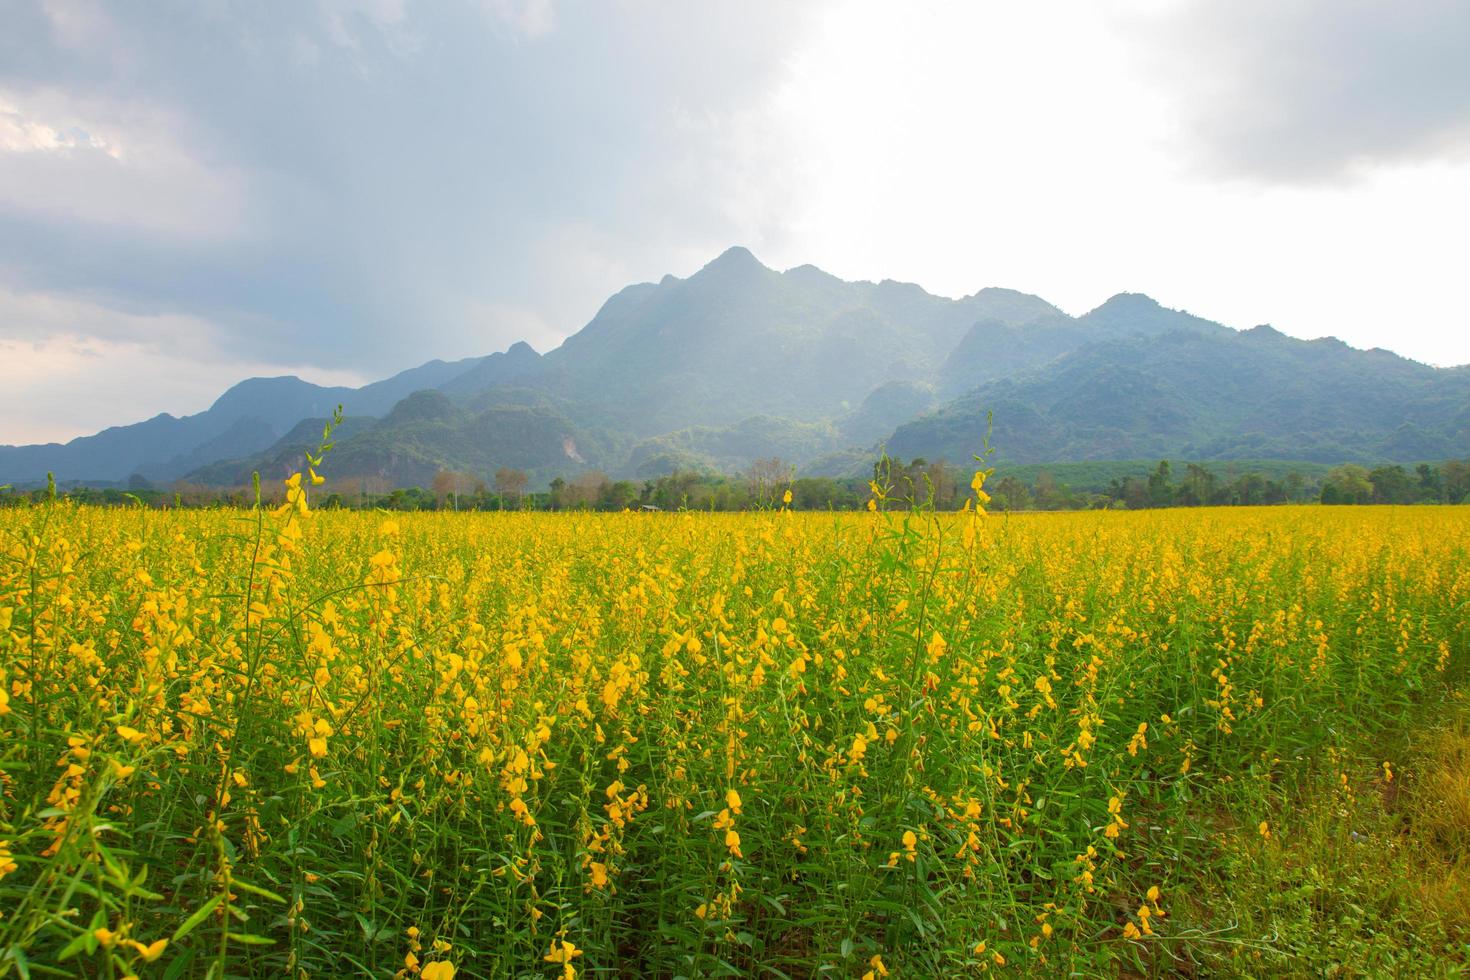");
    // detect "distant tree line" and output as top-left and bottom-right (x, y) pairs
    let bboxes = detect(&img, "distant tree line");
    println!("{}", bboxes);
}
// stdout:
(5, 456), (1468, 512)
(1078, 459), (1469, 510)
